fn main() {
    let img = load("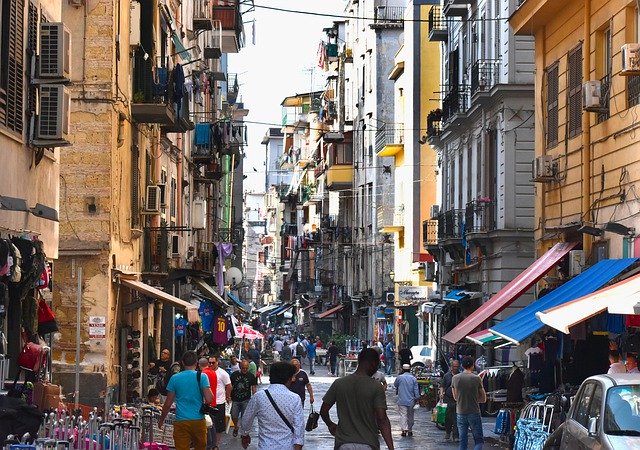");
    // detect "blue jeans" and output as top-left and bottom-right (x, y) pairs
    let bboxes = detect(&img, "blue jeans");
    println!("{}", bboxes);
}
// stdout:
(385, 355), (394, 374)
(308, 355), (315, 373)
(457, 412), (484, 450)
